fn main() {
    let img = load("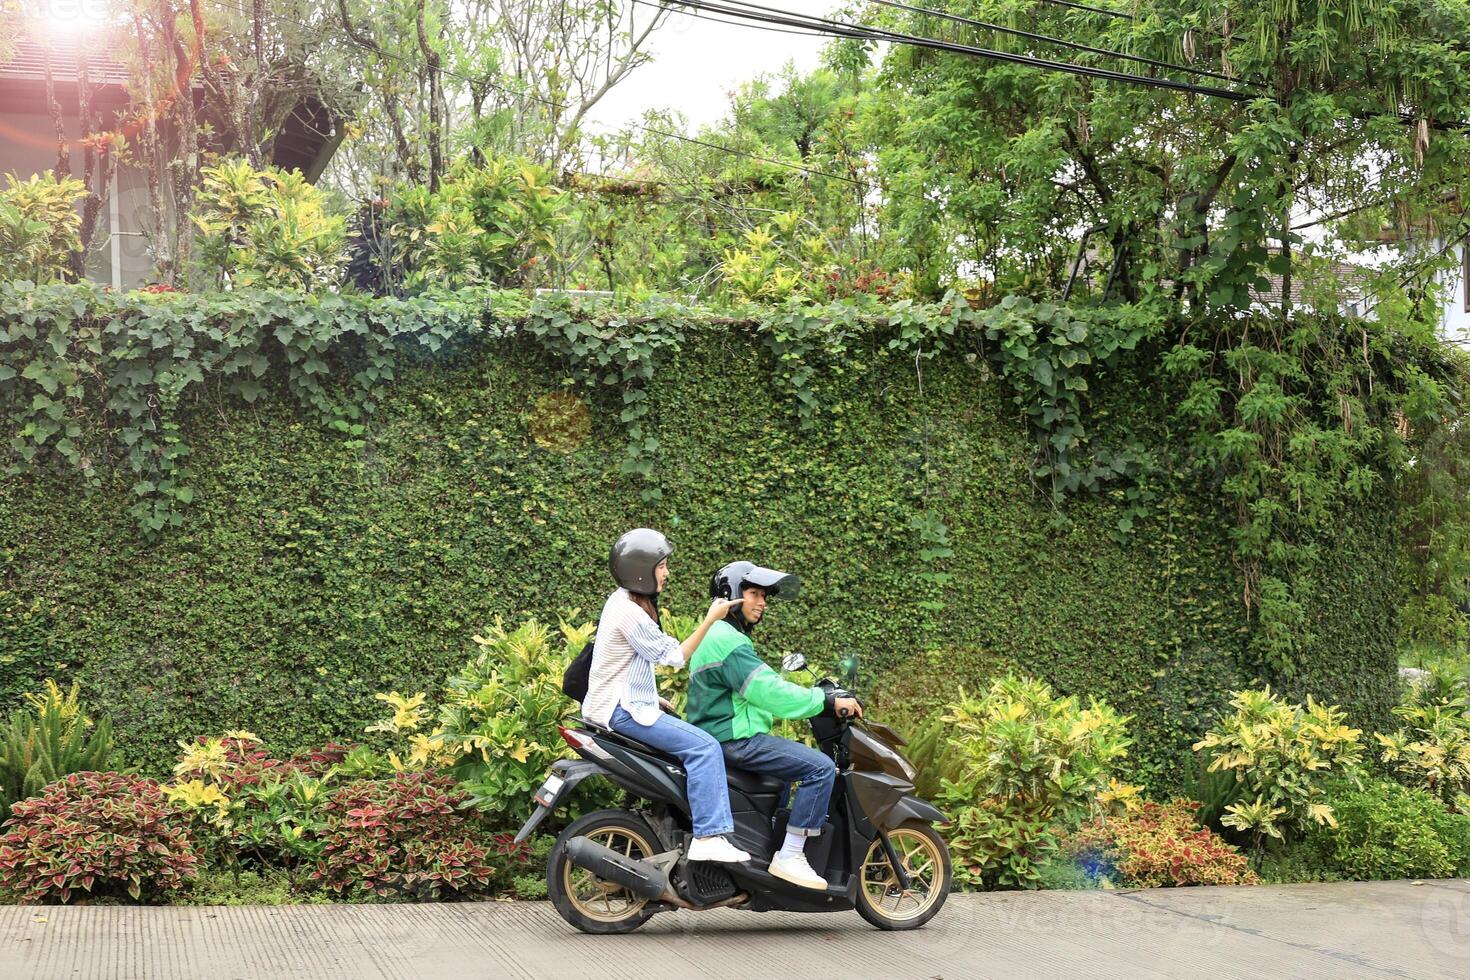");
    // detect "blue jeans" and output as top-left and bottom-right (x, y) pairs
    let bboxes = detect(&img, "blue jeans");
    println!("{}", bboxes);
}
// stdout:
(609, 705), (734, 837)
(722, 733), (837, 835)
